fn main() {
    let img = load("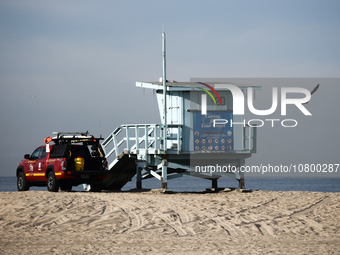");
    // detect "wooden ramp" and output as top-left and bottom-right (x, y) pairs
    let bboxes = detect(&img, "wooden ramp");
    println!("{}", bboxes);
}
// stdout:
(103, 153), (136, 191)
